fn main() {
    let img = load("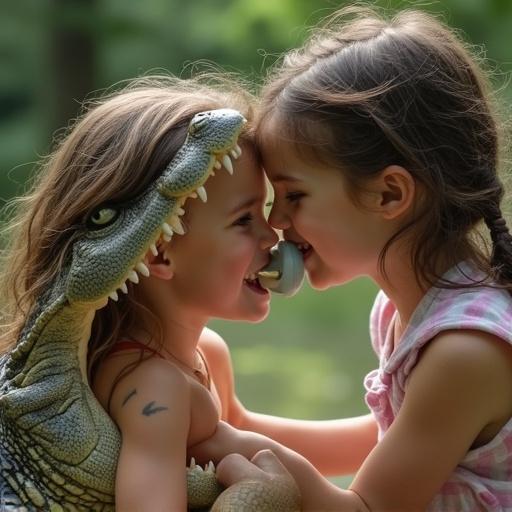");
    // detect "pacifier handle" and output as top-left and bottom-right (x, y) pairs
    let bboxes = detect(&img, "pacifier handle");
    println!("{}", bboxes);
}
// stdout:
(257, 241), (305, 296)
